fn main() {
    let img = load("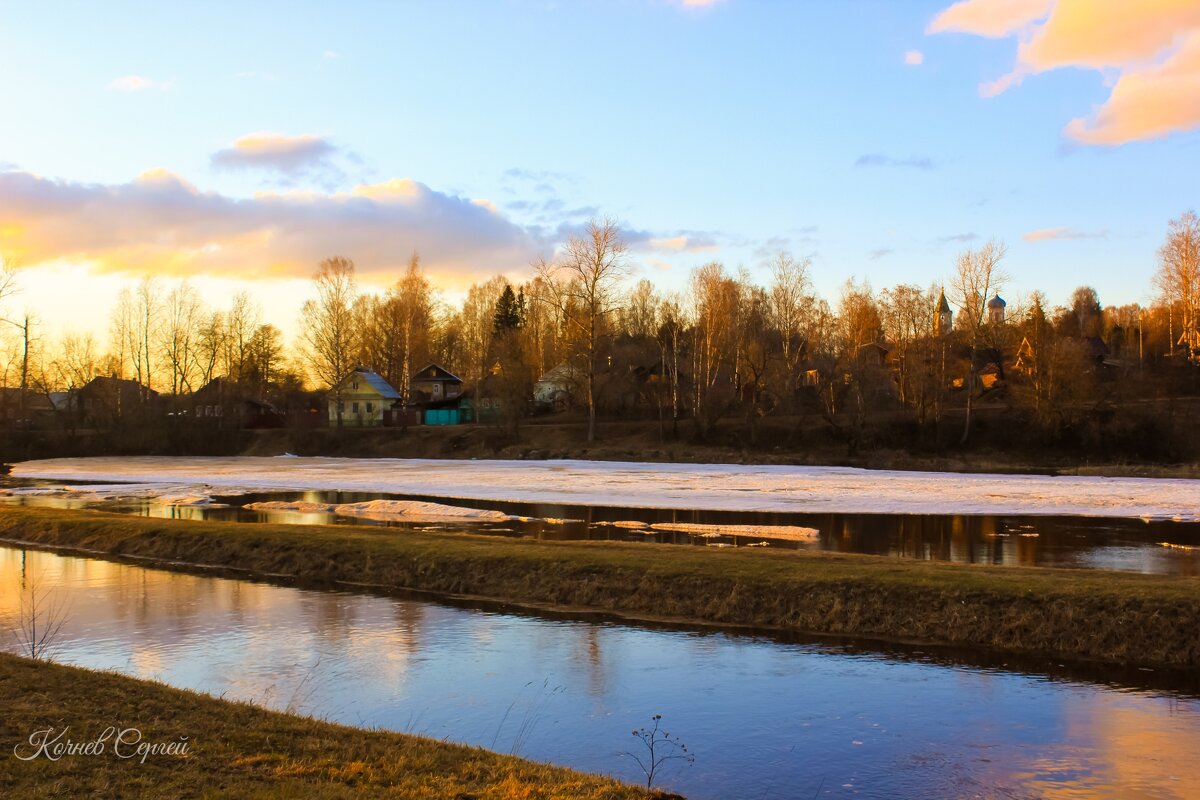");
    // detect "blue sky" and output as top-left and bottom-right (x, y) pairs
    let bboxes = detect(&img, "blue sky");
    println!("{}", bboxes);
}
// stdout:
(1, 0), (1197, 339)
